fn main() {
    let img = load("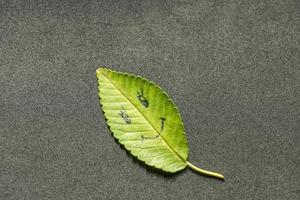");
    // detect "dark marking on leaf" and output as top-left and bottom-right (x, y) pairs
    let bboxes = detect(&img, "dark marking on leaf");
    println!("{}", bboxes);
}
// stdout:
(137, 89), (149, 108)
(160, 117), (166, 132)
(141, 134), (159, 141)
(119, 108), (131, 124)
(141, 117), (166, 140)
